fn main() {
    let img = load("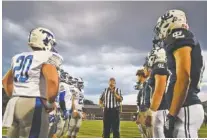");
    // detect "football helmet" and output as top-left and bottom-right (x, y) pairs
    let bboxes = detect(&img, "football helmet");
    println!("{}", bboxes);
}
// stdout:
(59, 70), (70, 84)
(152, 35), (164, 49)
(67, 74), (73, 85)
(71, 78), (78, 87)
(148, 46), (166, 68)
(28, 27), (56, 51)
(77, 77), (84, 89)
(154, 10), (188, 39)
